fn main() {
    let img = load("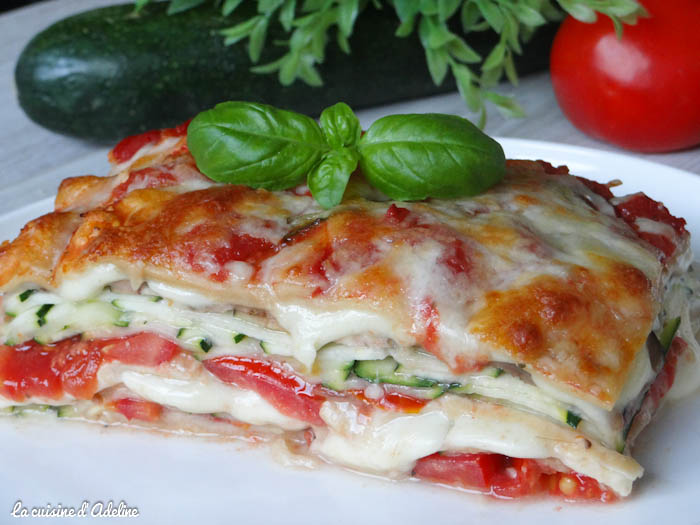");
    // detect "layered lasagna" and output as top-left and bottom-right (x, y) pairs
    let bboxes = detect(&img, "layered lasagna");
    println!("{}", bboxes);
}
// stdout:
(1, 124), (698, 501)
